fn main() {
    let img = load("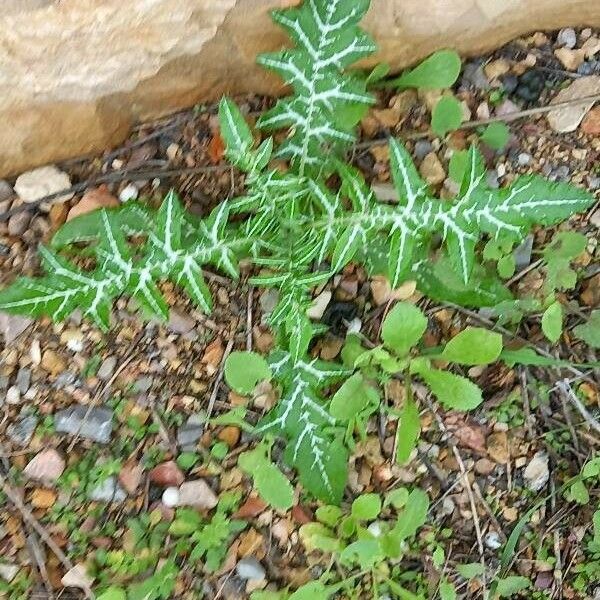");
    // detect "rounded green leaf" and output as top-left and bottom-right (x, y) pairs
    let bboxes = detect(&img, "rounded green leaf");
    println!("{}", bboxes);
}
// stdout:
(442, 327), (503, 365)
(393, 50), (462, 90)
(351, 493), (382, 520)
(382, 302), (427, 357)
(224, 351), (272, 394)
(416, 367), (483, 410)
(541, 301), (563, 343)
(97, 588), (127, 600)
(431, 96), (463, 137)
(480, 122), (510, 150)
(330, 373), (379, 421)
(254, 464), (294, 511)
